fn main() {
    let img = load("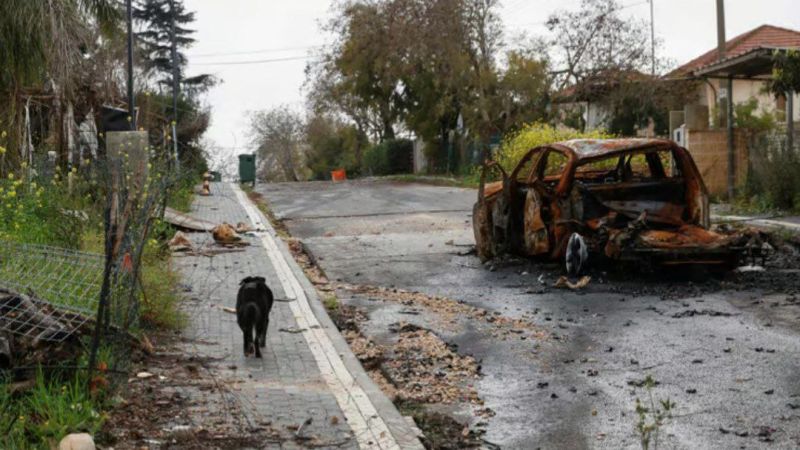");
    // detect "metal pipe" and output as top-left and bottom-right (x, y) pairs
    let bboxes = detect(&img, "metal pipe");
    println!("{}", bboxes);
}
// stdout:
(727, 76), (735, 201)
(789, 91), (795, 153)
(650, 0), (656, 75)
(716, 0), (726, 59)
(170, 0), (181, 171)
(126, 0), (135, 130)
